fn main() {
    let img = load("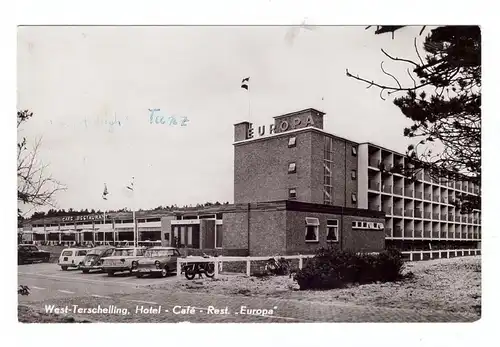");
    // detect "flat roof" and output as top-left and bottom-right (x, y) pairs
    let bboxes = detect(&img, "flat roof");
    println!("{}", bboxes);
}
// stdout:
(273, 108), (326, 119)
